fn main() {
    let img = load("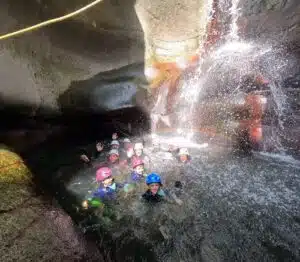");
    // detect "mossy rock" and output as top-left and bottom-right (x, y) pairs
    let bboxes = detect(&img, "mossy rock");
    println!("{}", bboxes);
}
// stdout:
(0, 149), (32, 184)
